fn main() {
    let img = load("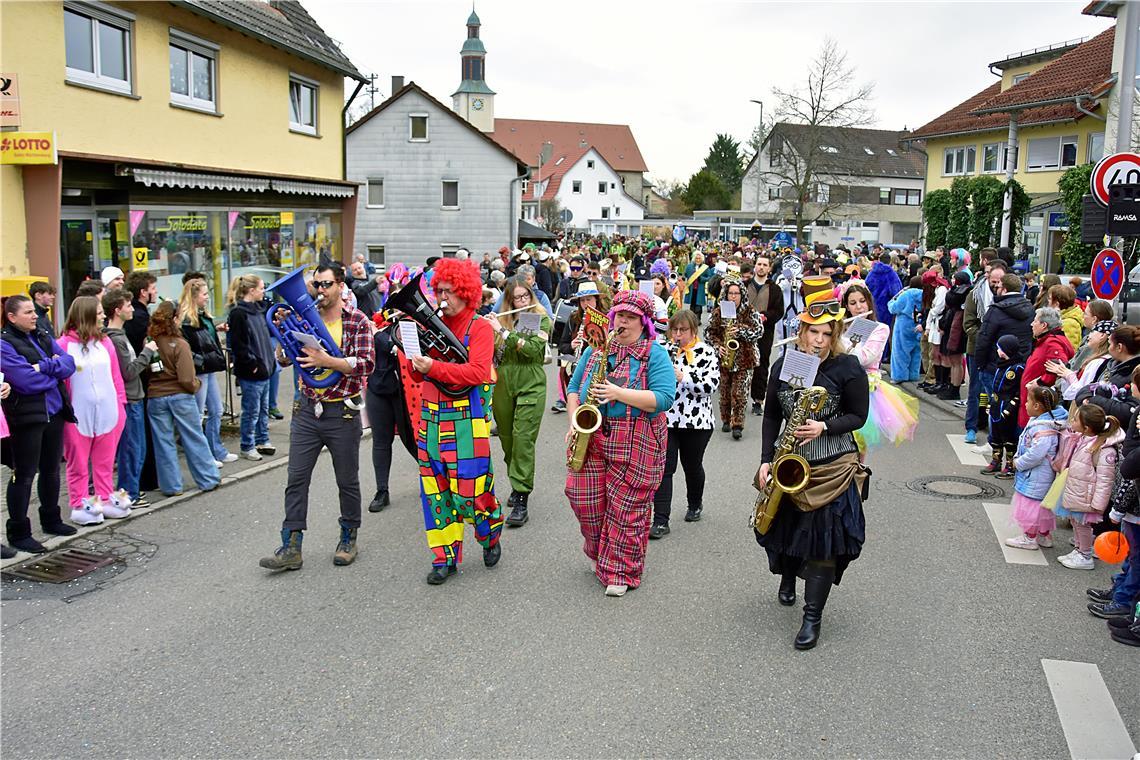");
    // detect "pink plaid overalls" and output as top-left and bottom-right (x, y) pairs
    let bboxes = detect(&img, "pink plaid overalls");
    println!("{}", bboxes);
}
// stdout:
(566, 347), (667, 589)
